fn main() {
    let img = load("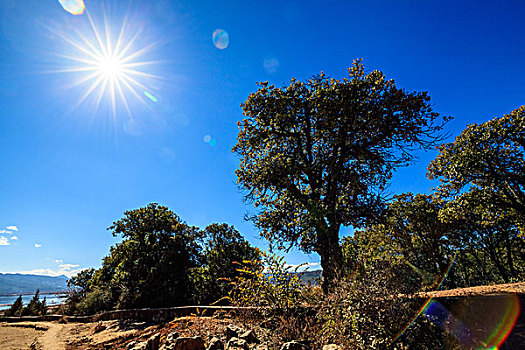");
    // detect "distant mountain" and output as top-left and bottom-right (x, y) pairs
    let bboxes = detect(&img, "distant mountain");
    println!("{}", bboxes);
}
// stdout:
(298, 270), (322, 285)
(0, 273), (69, 295)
